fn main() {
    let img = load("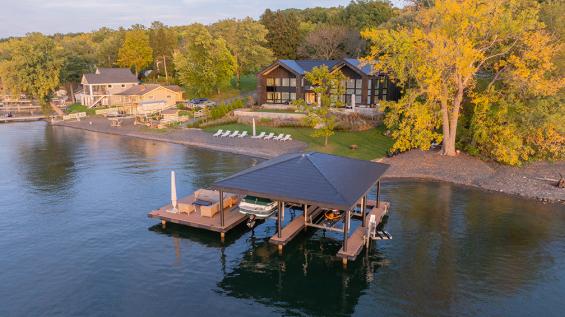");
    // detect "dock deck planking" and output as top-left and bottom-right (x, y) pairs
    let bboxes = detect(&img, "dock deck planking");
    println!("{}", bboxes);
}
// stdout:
(269, 205), (320, 246)
(336, 202), (390, 261)
(148, 196), (248, 233)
